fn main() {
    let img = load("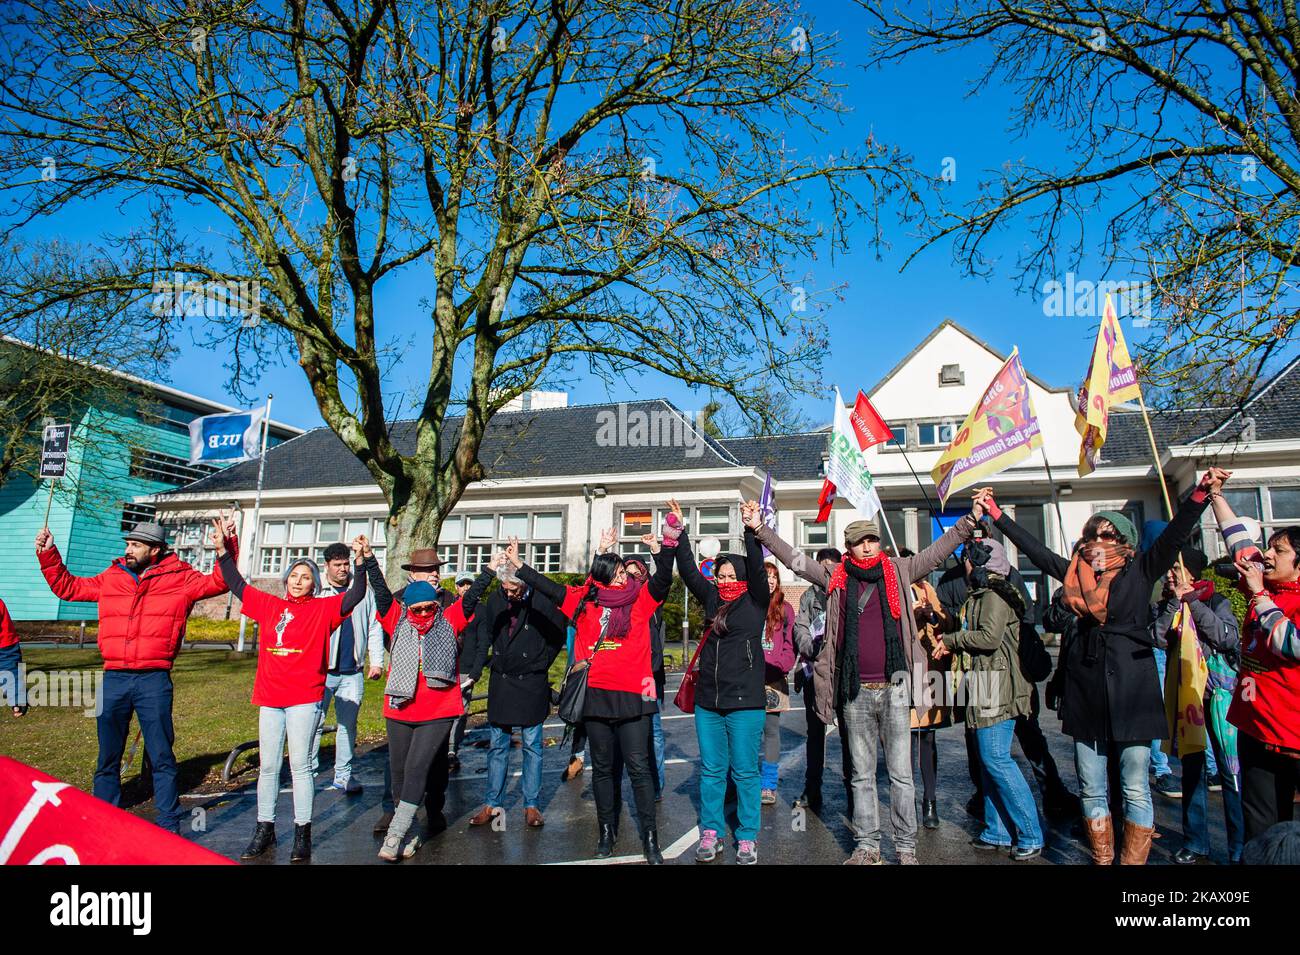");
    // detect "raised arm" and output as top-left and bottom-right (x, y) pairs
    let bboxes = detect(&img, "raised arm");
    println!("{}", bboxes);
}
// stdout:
(752, 523), (831, 590)
(903, 512), (979, 583)
(1138, 480), (1214, 582)
(338, 539), (369, 616)
(740, 522), (770, 608)
(216, 549), (249, 600)
(36, 531), (104, 603)
(646, 537), (675, 604)
(673, 527), (715, 603)
(364, 555), (394, 617)
(444, 565), (496, 635)
(187, 515), (240, 600)
(984, 492), (1069, 581)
